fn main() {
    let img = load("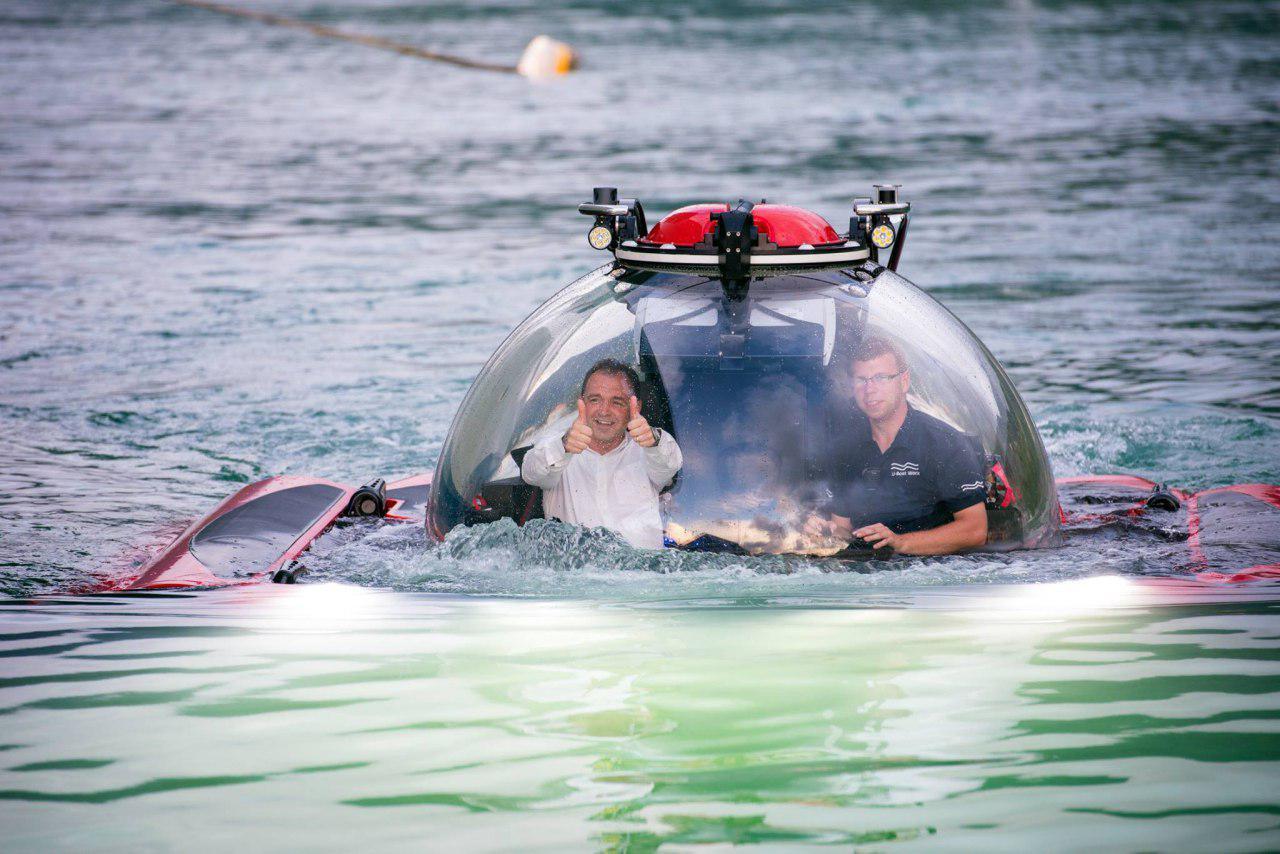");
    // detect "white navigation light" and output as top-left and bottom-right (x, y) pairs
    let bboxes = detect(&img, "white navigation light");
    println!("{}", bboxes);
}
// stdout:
(588, 224), (614, 250)
(871, 222), (896, 249)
